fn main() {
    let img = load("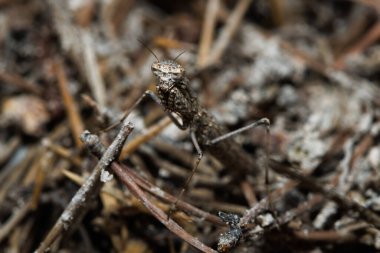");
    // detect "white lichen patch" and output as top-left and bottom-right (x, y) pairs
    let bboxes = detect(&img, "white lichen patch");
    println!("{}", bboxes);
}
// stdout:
(100, 169), (113, 183)
(61, 211), (74, 230)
